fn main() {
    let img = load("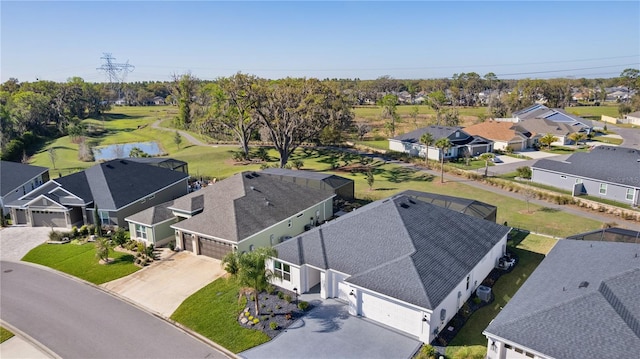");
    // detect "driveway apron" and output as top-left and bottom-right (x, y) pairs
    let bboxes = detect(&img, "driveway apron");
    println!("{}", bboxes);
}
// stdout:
(240, 299), (422, 359)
